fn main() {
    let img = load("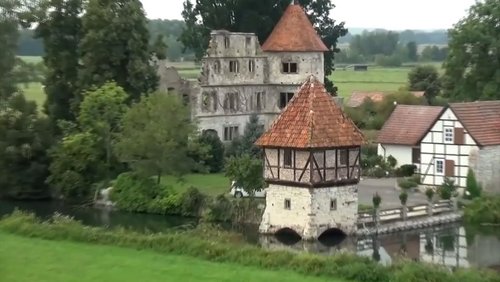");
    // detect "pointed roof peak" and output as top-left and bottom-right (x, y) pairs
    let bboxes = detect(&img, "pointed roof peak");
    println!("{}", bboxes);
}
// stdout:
(255, 75), (365, 149)
(262, 3), (328, 52)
